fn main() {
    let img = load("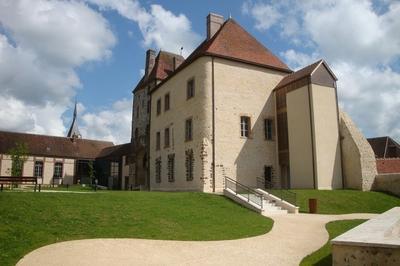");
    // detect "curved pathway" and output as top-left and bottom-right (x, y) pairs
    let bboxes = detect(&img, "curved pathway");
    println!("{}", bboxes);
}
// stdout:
(17, 213), (375, 266)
